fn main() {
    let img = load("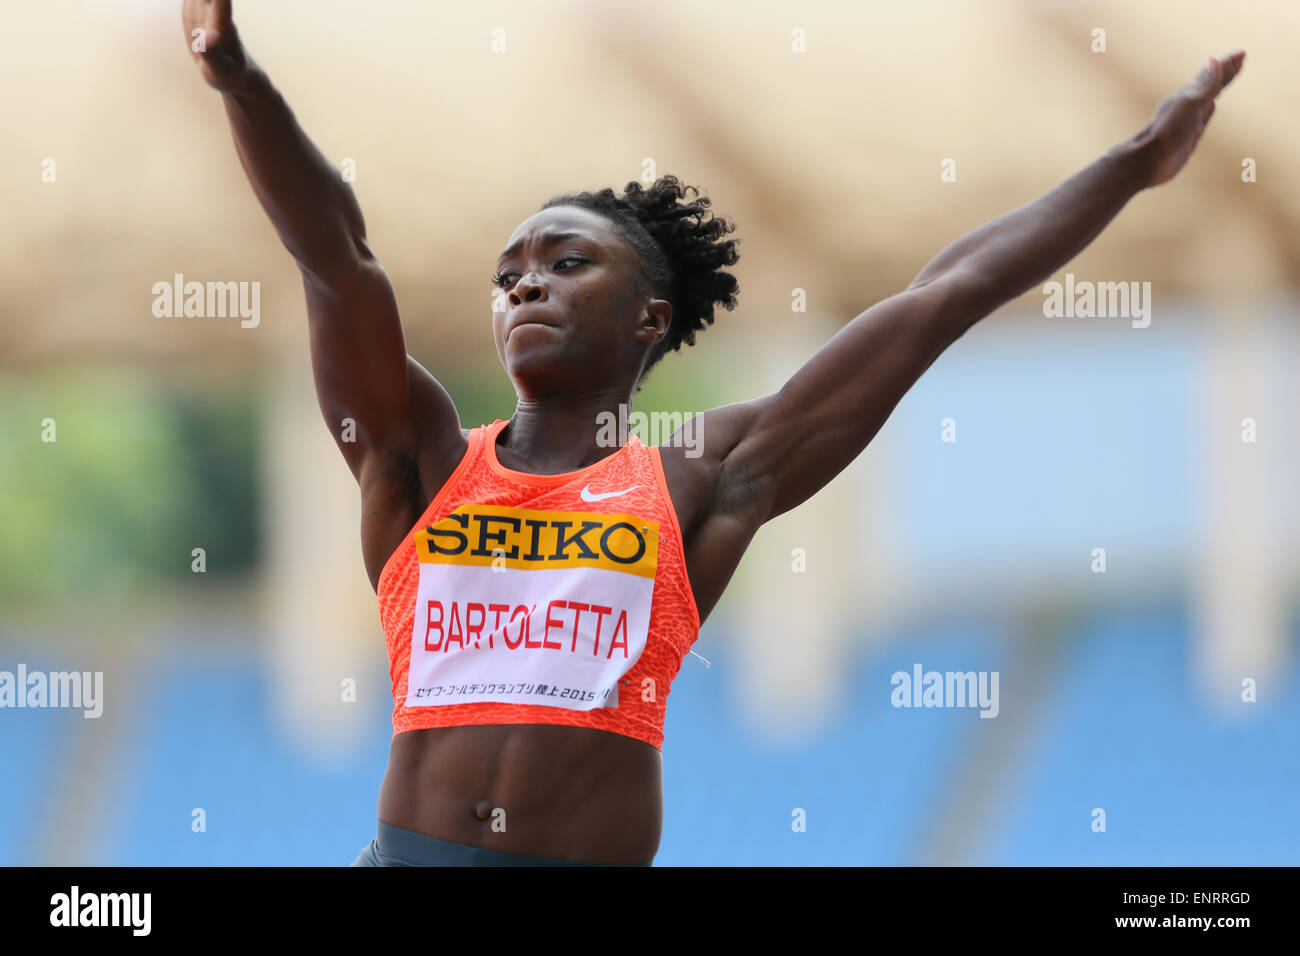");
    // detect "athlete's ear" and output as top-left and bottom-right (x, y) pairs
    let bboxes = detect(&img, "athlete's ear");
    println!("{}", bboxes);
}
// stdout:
(637, 298), (671, 345)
